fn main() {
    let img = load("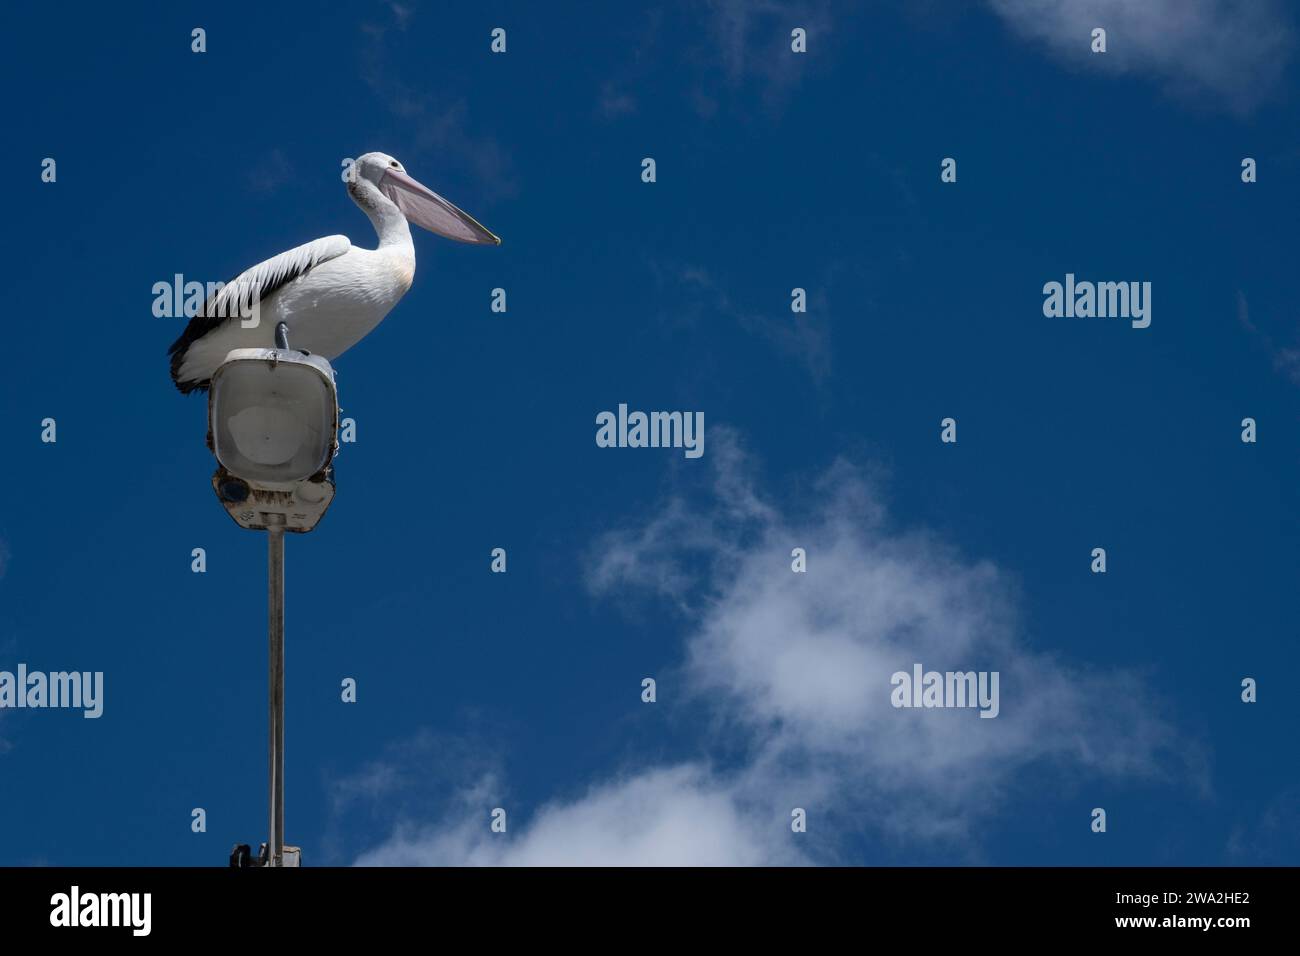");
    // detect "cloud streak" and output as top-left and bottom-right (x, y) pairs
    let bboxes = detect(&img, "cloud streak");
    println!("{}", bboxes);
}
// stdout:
(245, 148), (294, 195)
(1238, 290), (1300, 387)
(358, 4), (517, 199)
(987, 0), (1294, 114)
(648, 262), (835, 386)
(699, 0), (835, 116)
